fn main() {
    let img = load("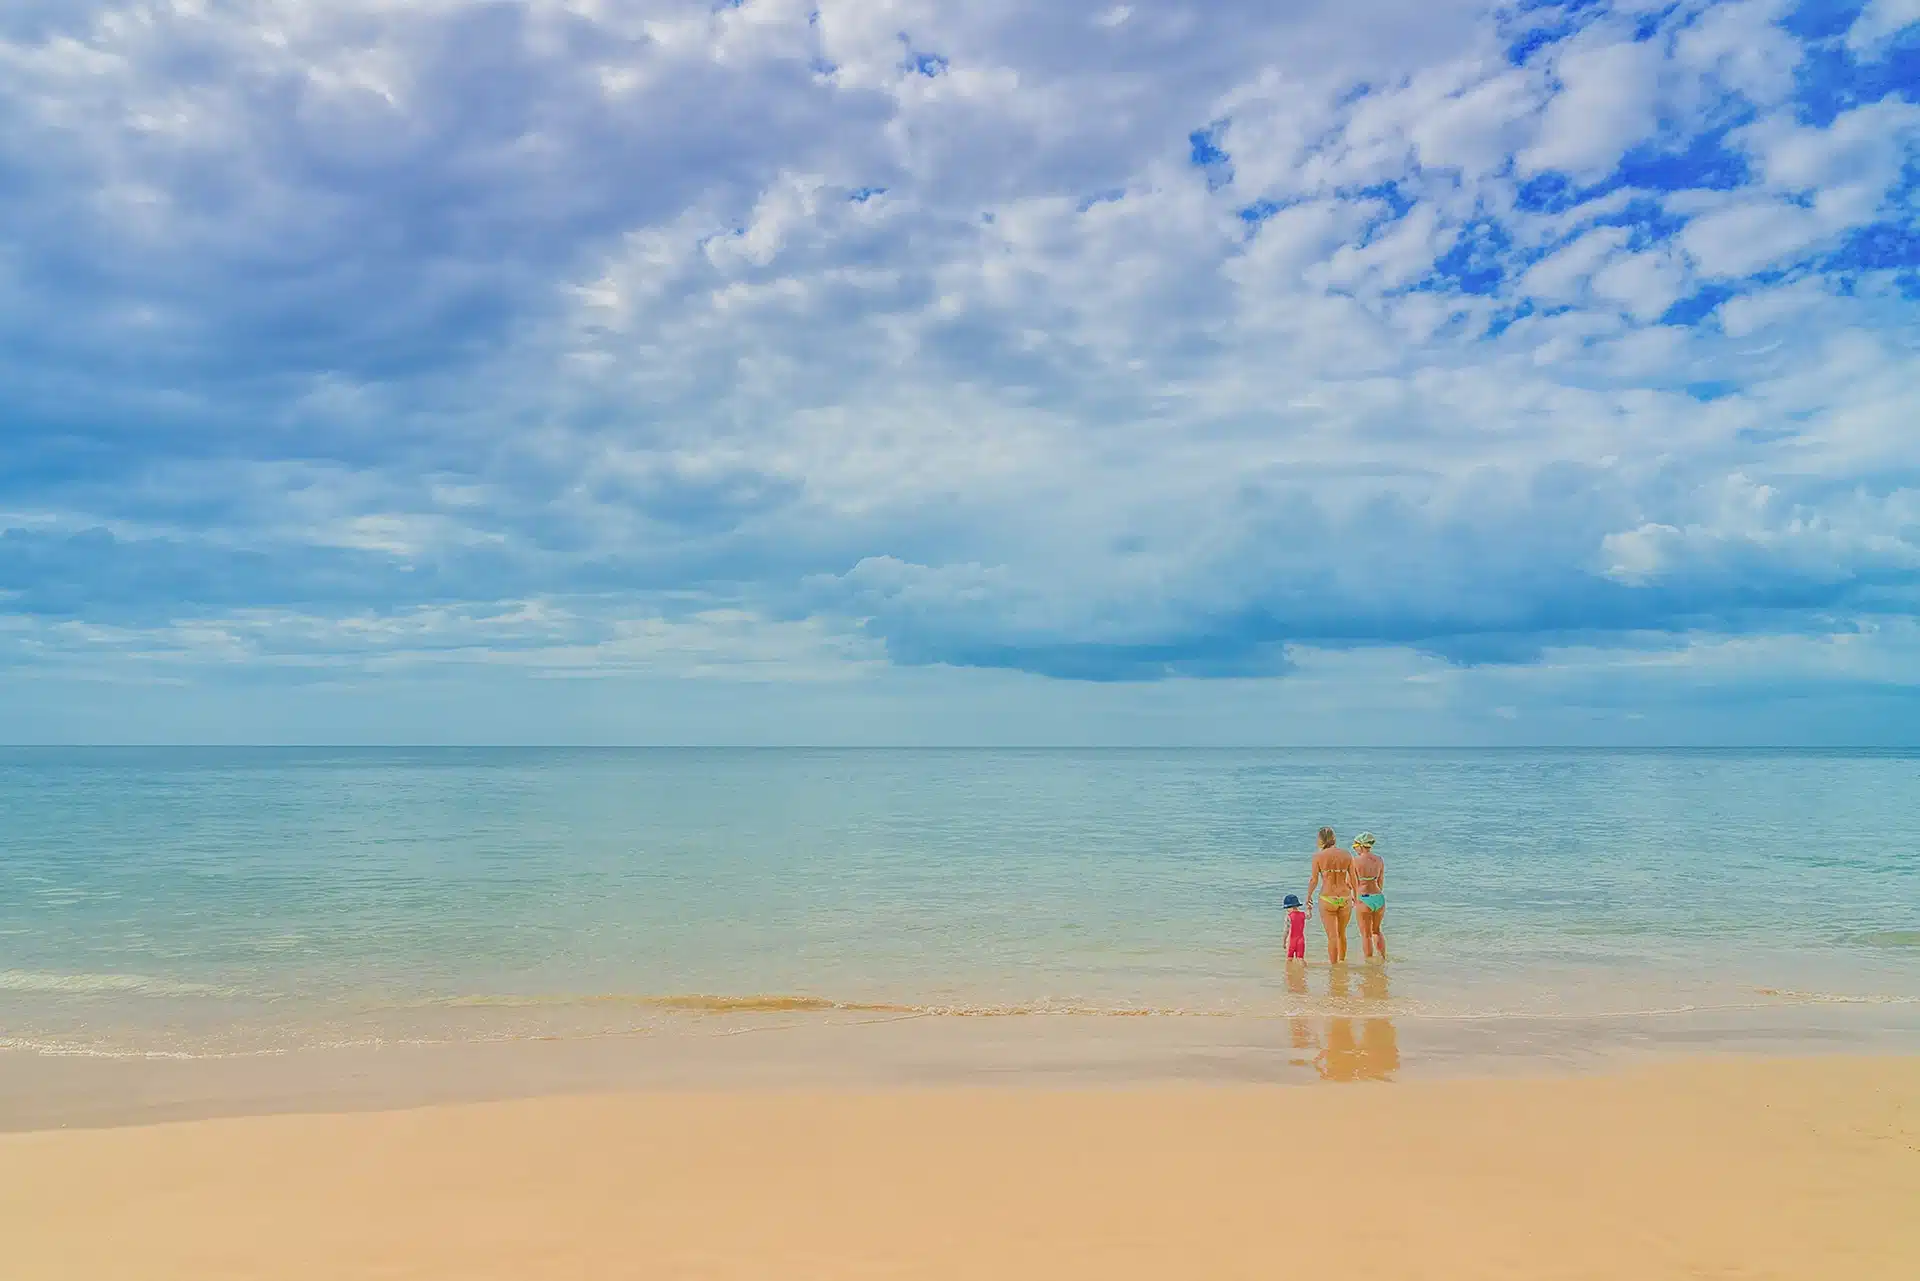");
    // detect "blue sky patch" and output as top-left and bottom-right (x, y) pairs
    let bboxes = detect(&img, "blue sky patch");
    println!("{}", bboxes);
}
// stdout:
(1828, 223), (1920, 272)
(1659, 283), (1738, 326)
(1587, 196), (1688, 250)
(1616, 132), (1751, 194)
(1515, 171), (1602, 214)
(1684, 380), (1739, 402)
(1423, 217), (1520, 295)
(1792, 40), (1920, 126)
(1237, 198), (1284, 225)
(1189, 120), (1234, 190)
